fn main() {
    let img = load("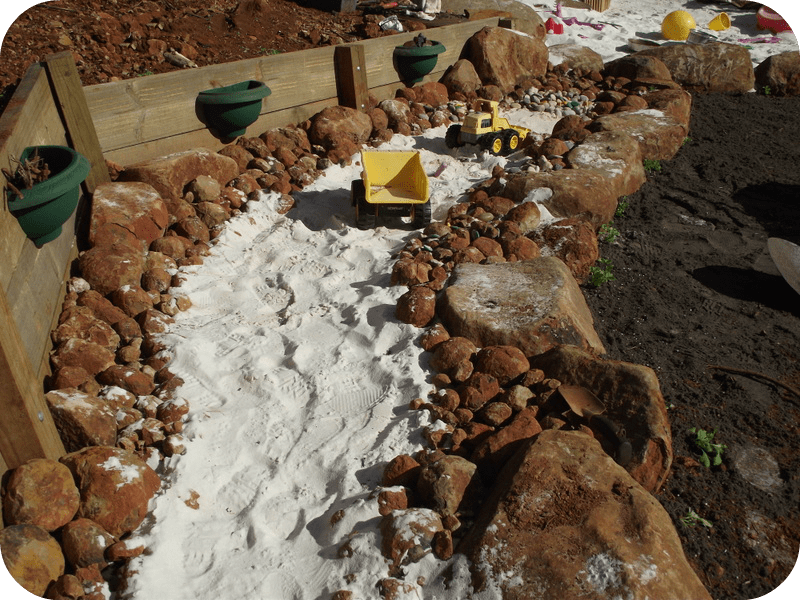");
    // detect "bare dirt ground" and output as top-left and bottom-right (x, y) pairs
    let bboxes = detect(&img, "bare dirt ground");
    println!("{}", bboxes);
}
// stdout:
(584, 91), (800, 599)
(3, 2), (800, 599)
(0, 0), (458, 112)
